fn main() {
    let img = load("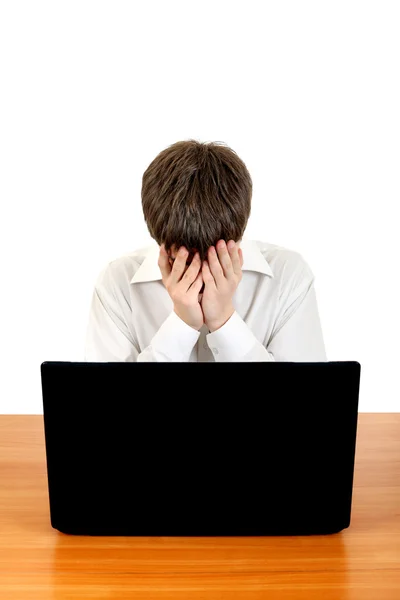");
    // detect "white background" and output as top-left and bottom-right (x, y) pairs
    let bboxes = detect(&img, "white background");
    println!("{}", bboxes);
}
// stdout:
(0, 1), (399, 413)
